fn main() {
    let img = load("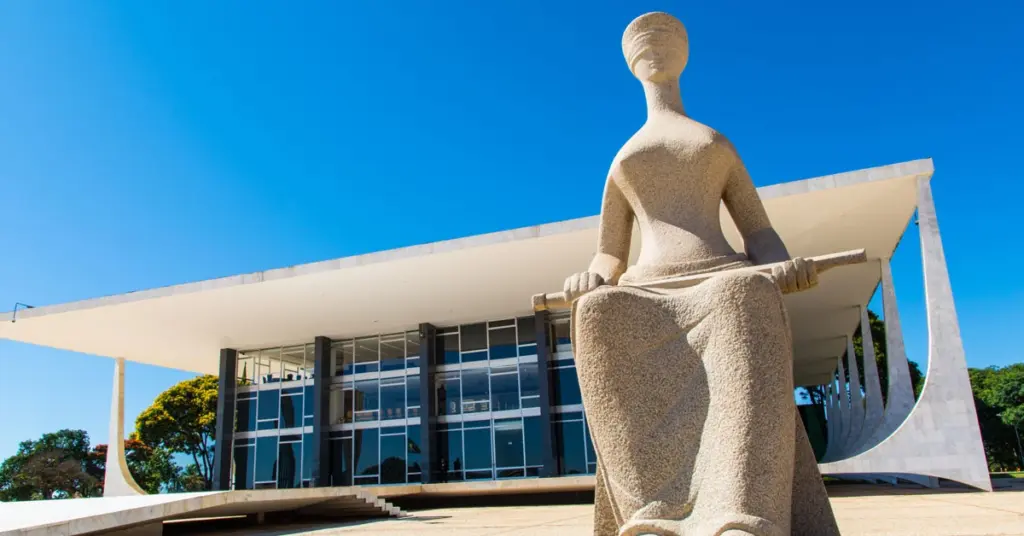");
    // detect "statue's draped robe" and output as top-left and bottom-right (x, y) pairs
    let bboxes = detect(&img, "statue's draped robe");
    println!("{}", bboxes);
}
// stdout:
(573, 260), (838, 536)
